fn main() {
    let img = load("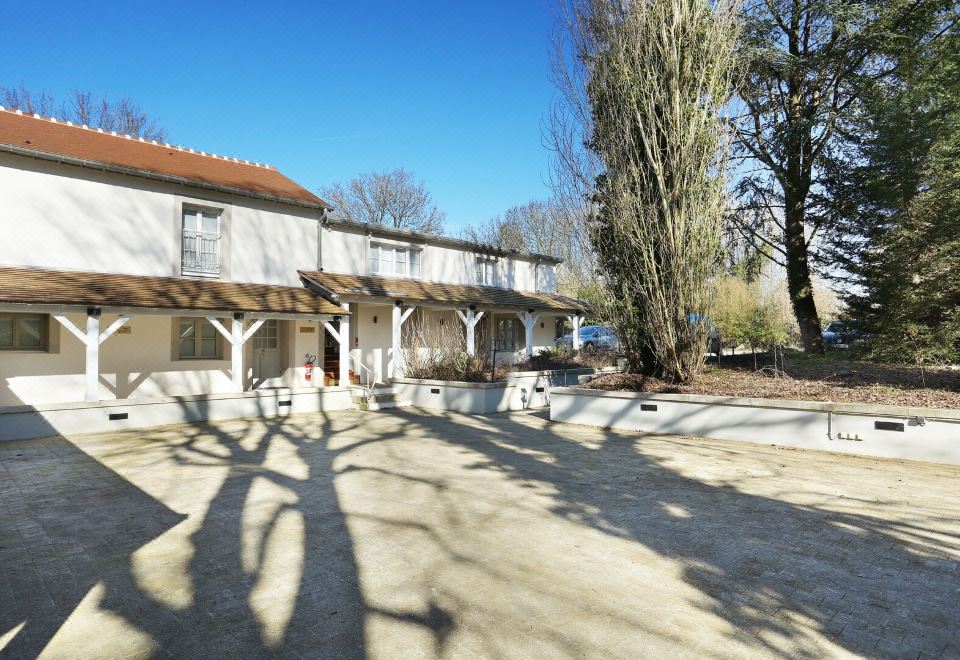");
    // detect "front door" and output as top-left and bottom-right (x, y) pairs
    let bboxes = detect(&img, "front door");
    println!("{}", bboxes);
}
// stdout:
(323, 321), (340, 385)
(252, 319), (280, 385)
